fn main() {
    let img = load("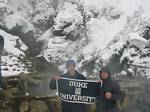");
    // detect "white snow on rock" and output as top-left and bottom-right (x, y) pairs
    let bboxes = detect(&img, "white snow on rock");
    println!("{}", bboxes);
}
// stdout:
(1, 0), (150, 78)
(0, 29), (28, 57)
(128, 33), (148, 50)
(4, 14), (34, 33)
(1, 56), (29, 77)
(54, 2), (83, 32)
(0, 29), (28, 76)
